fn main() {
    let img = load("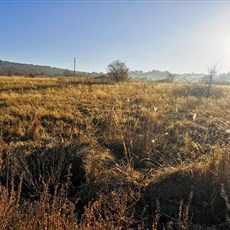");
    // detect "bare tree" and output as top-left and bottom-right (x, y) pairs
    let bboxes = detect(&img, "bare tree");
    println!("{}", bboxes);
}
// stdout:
(107, 60), (129, 82)
(207, 64), (218, 96)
